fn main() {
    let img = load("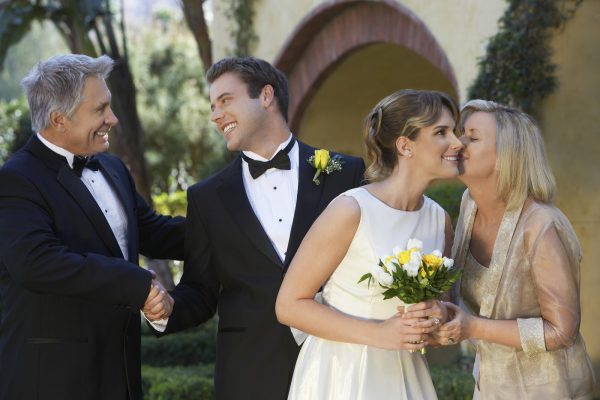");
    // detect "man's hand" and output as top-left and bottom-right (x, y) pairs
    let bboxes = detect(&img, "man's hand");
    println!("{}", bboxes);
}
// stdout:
(142, 279), (174, 321)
